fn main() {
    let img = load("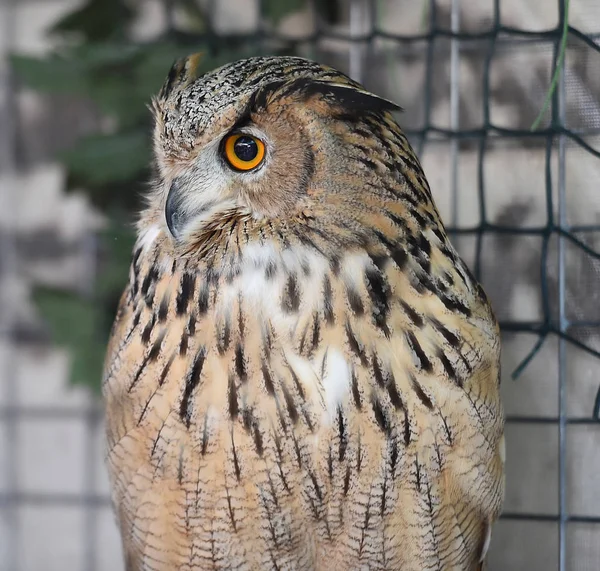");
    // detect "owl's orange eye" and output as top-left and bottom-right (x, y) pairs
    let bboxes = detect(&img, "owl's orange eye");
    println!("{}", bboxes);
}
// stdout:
(222, 133), (266, 171)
